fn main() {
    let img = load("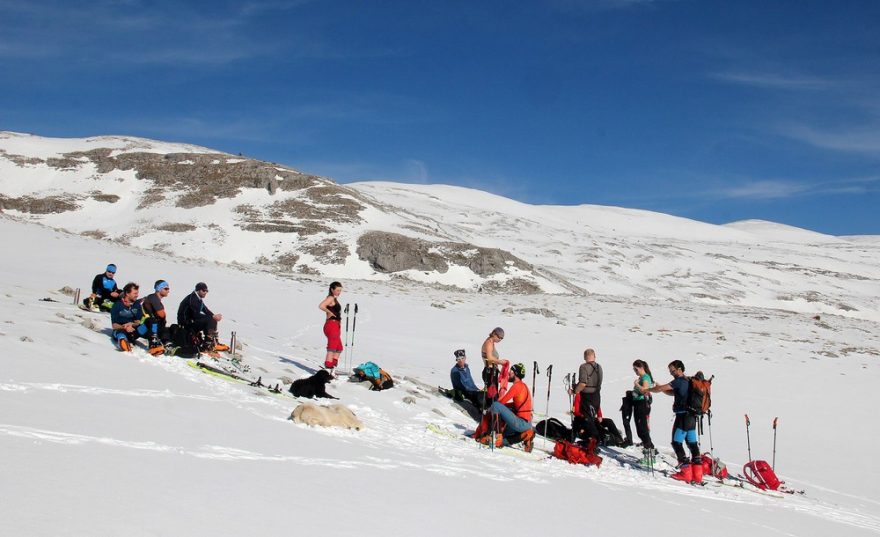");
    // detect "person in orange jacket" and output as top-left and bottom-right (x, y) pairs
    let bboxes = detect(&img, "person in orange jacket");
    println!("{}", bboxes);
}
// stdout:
(481, 362), (536, 452)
